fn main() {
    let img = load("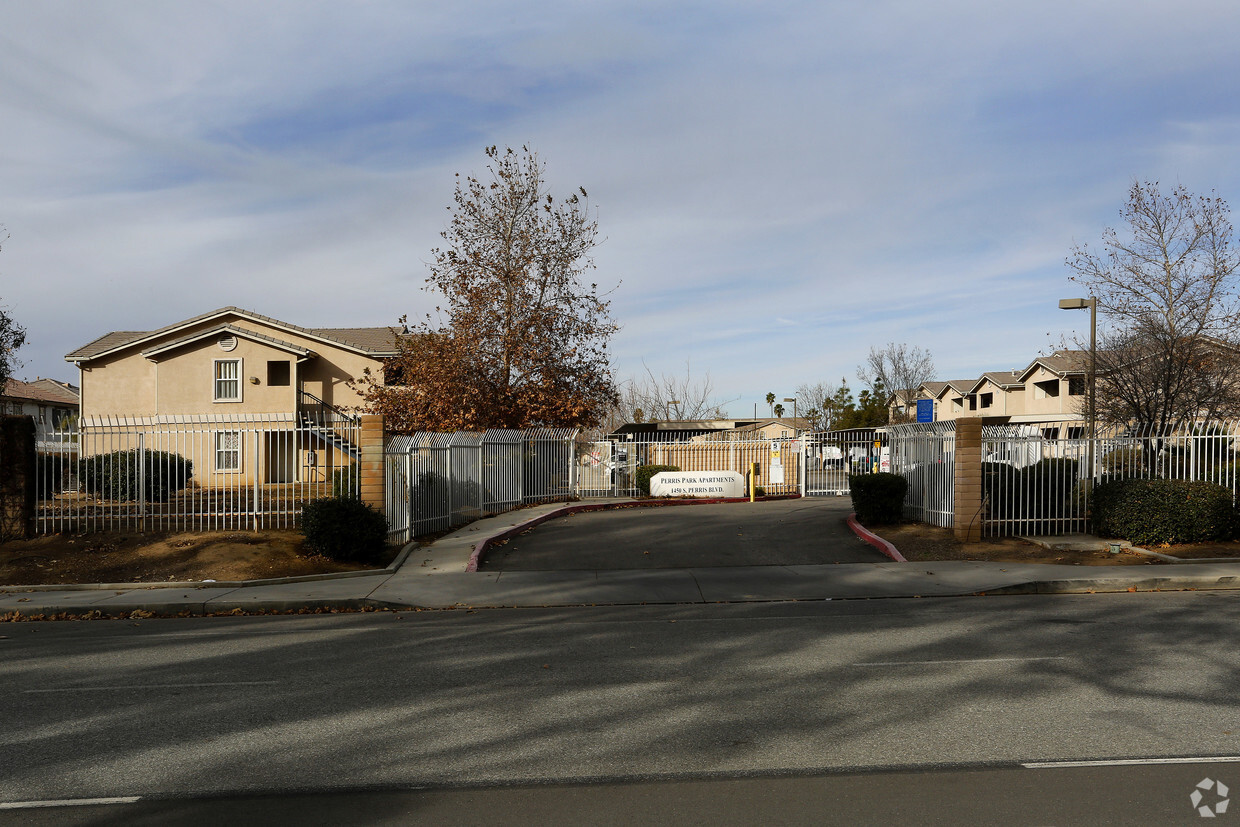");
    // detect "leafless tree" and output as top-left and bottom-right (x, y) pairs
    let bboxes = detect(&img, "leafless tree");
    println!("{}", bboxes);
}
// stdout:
(1068, 181), (1240, 431)
(794, 380), (843, 430)
(596, 360), (738, 434)
(856, 343), (936, 423)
